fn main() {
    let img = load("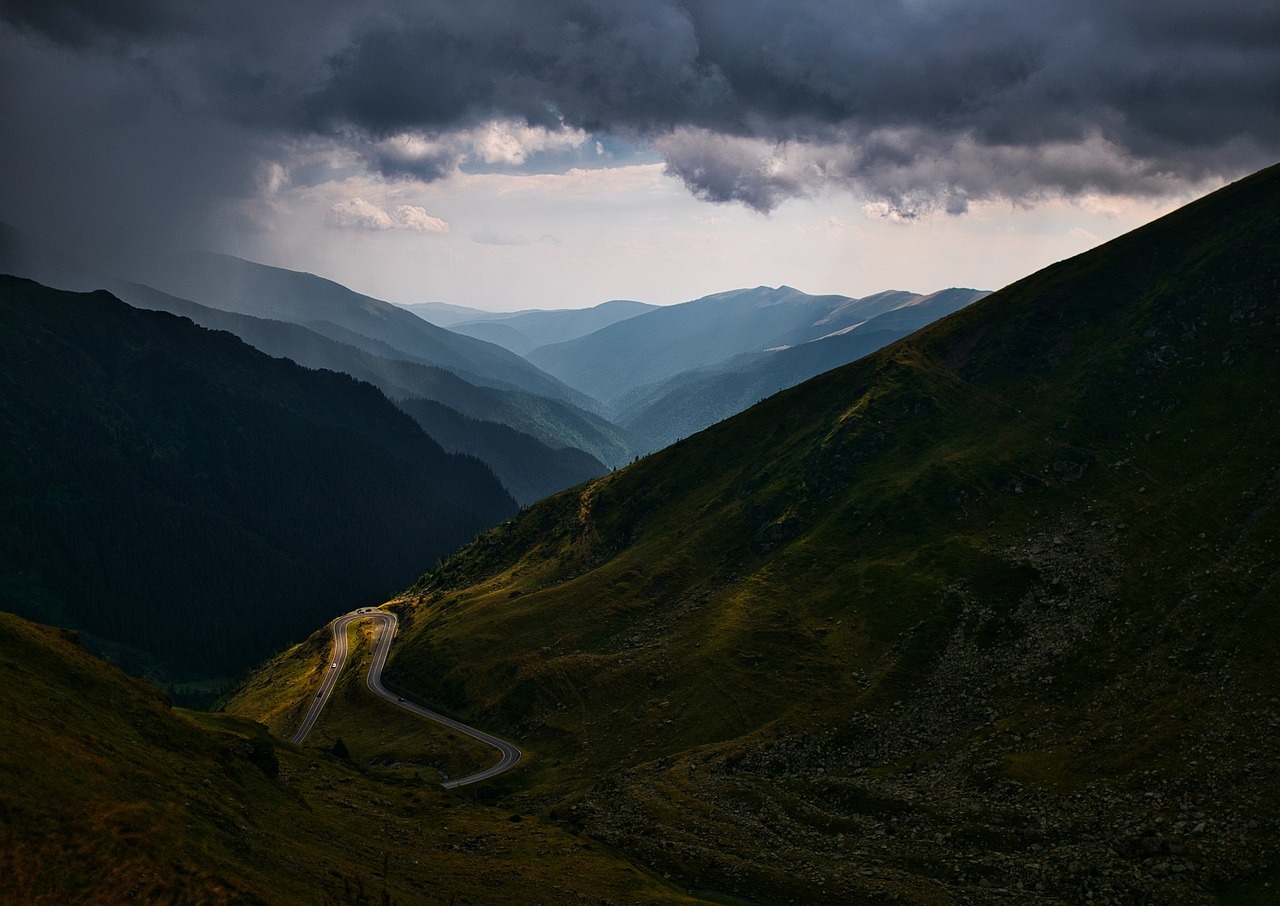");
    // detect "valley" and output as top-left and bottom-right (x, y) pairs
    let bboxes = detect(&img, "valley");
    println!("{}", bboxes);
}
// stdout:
(3, 2), (1277, 902)
(3, 160), (1278, 903)
(0, 612), (694, 905)
(227, 161), (1280, 902)
(289, 608), (523, 788)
